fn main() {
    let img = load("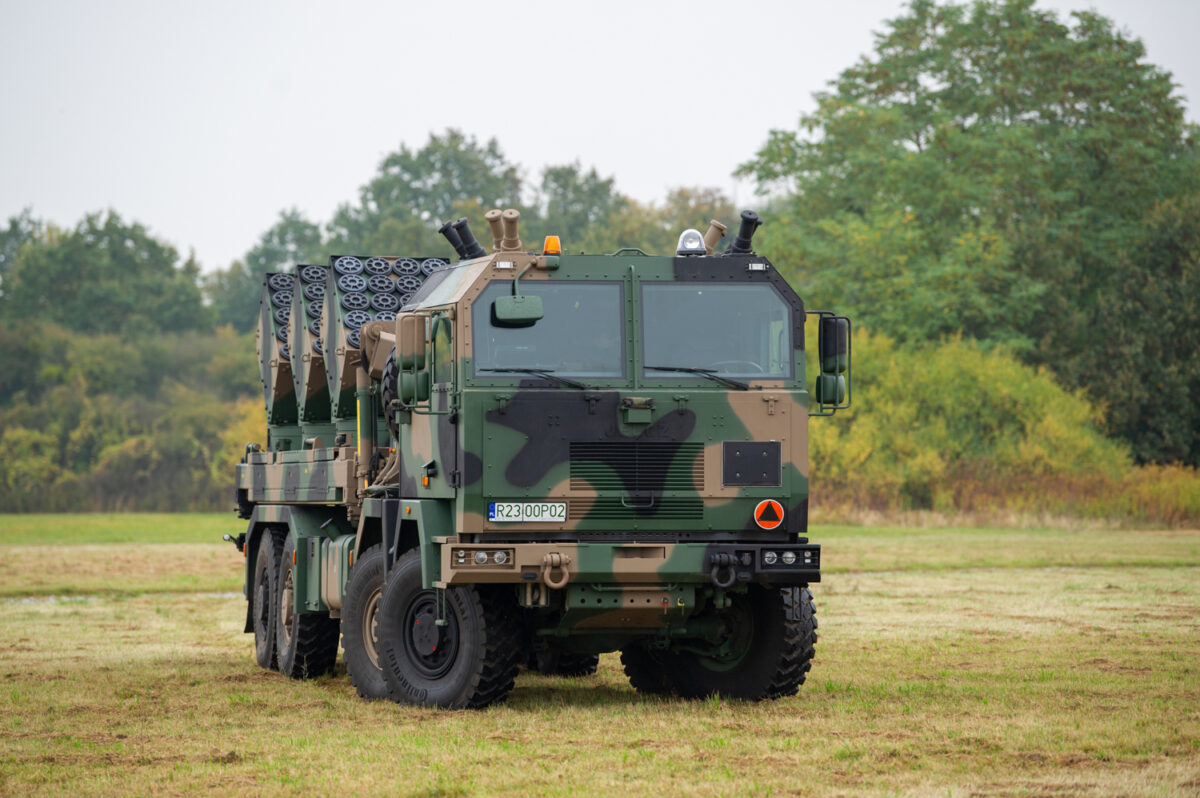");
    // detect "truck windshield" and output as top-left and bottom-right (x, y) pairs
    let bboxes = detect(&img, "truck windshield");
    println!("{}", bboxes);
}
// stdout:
(472, 281), (625, 378)
(642, 283), (792, 380)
